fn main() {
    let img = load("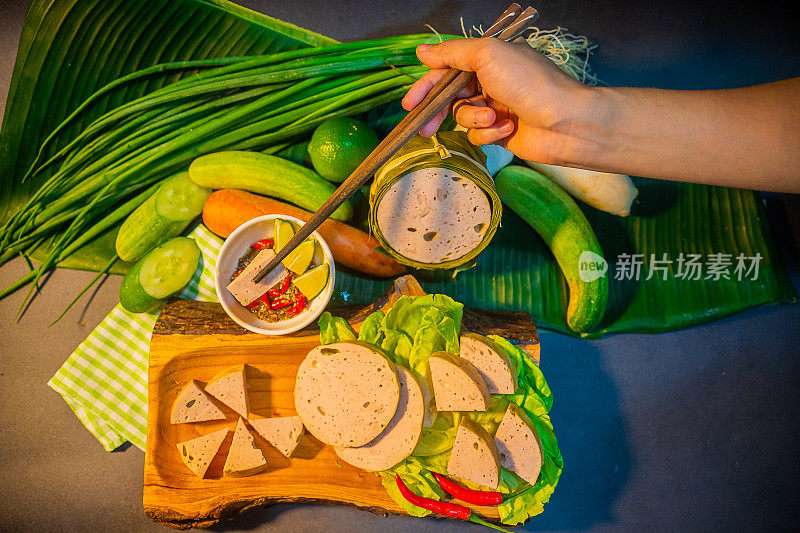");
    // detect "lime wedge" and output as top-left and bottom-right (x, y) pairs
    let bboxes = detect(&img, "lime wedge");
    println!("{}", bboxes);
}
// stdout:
(274, 218), (295, 251)
(282, 239), (315, 274)
(293, 263), (330, 300)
